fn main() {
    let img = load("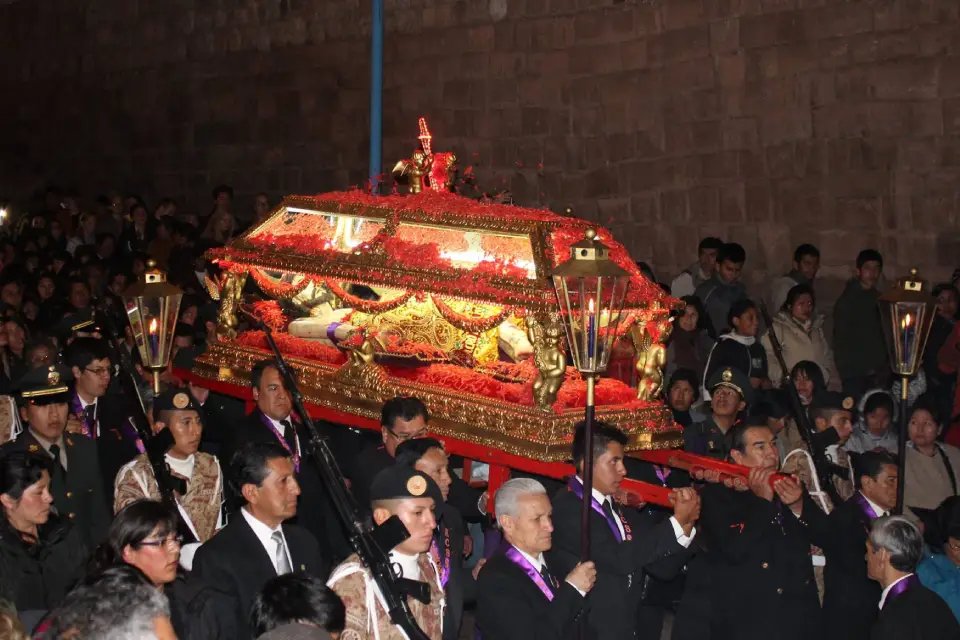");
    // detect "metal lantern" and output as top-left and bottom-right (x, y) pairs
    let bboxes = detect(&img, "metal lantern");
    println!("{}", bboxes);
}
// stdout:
(552, 228), (632, 376)
(879, 268), (937, 377)
(879, 268), (937, 515)
(123, 260), (183, 393)
(551, 227), (631, 573)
